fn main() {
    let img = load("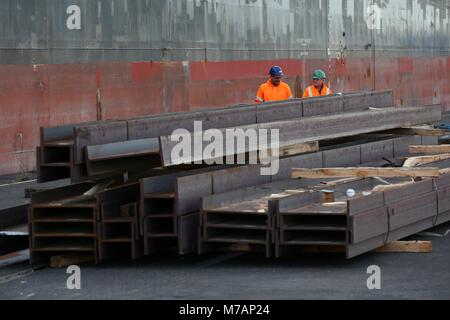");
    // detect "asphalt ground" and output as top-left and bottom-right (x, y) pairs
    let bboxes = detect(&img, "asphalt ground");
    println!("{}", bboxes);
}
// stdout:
(0, 222), (449, 300)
